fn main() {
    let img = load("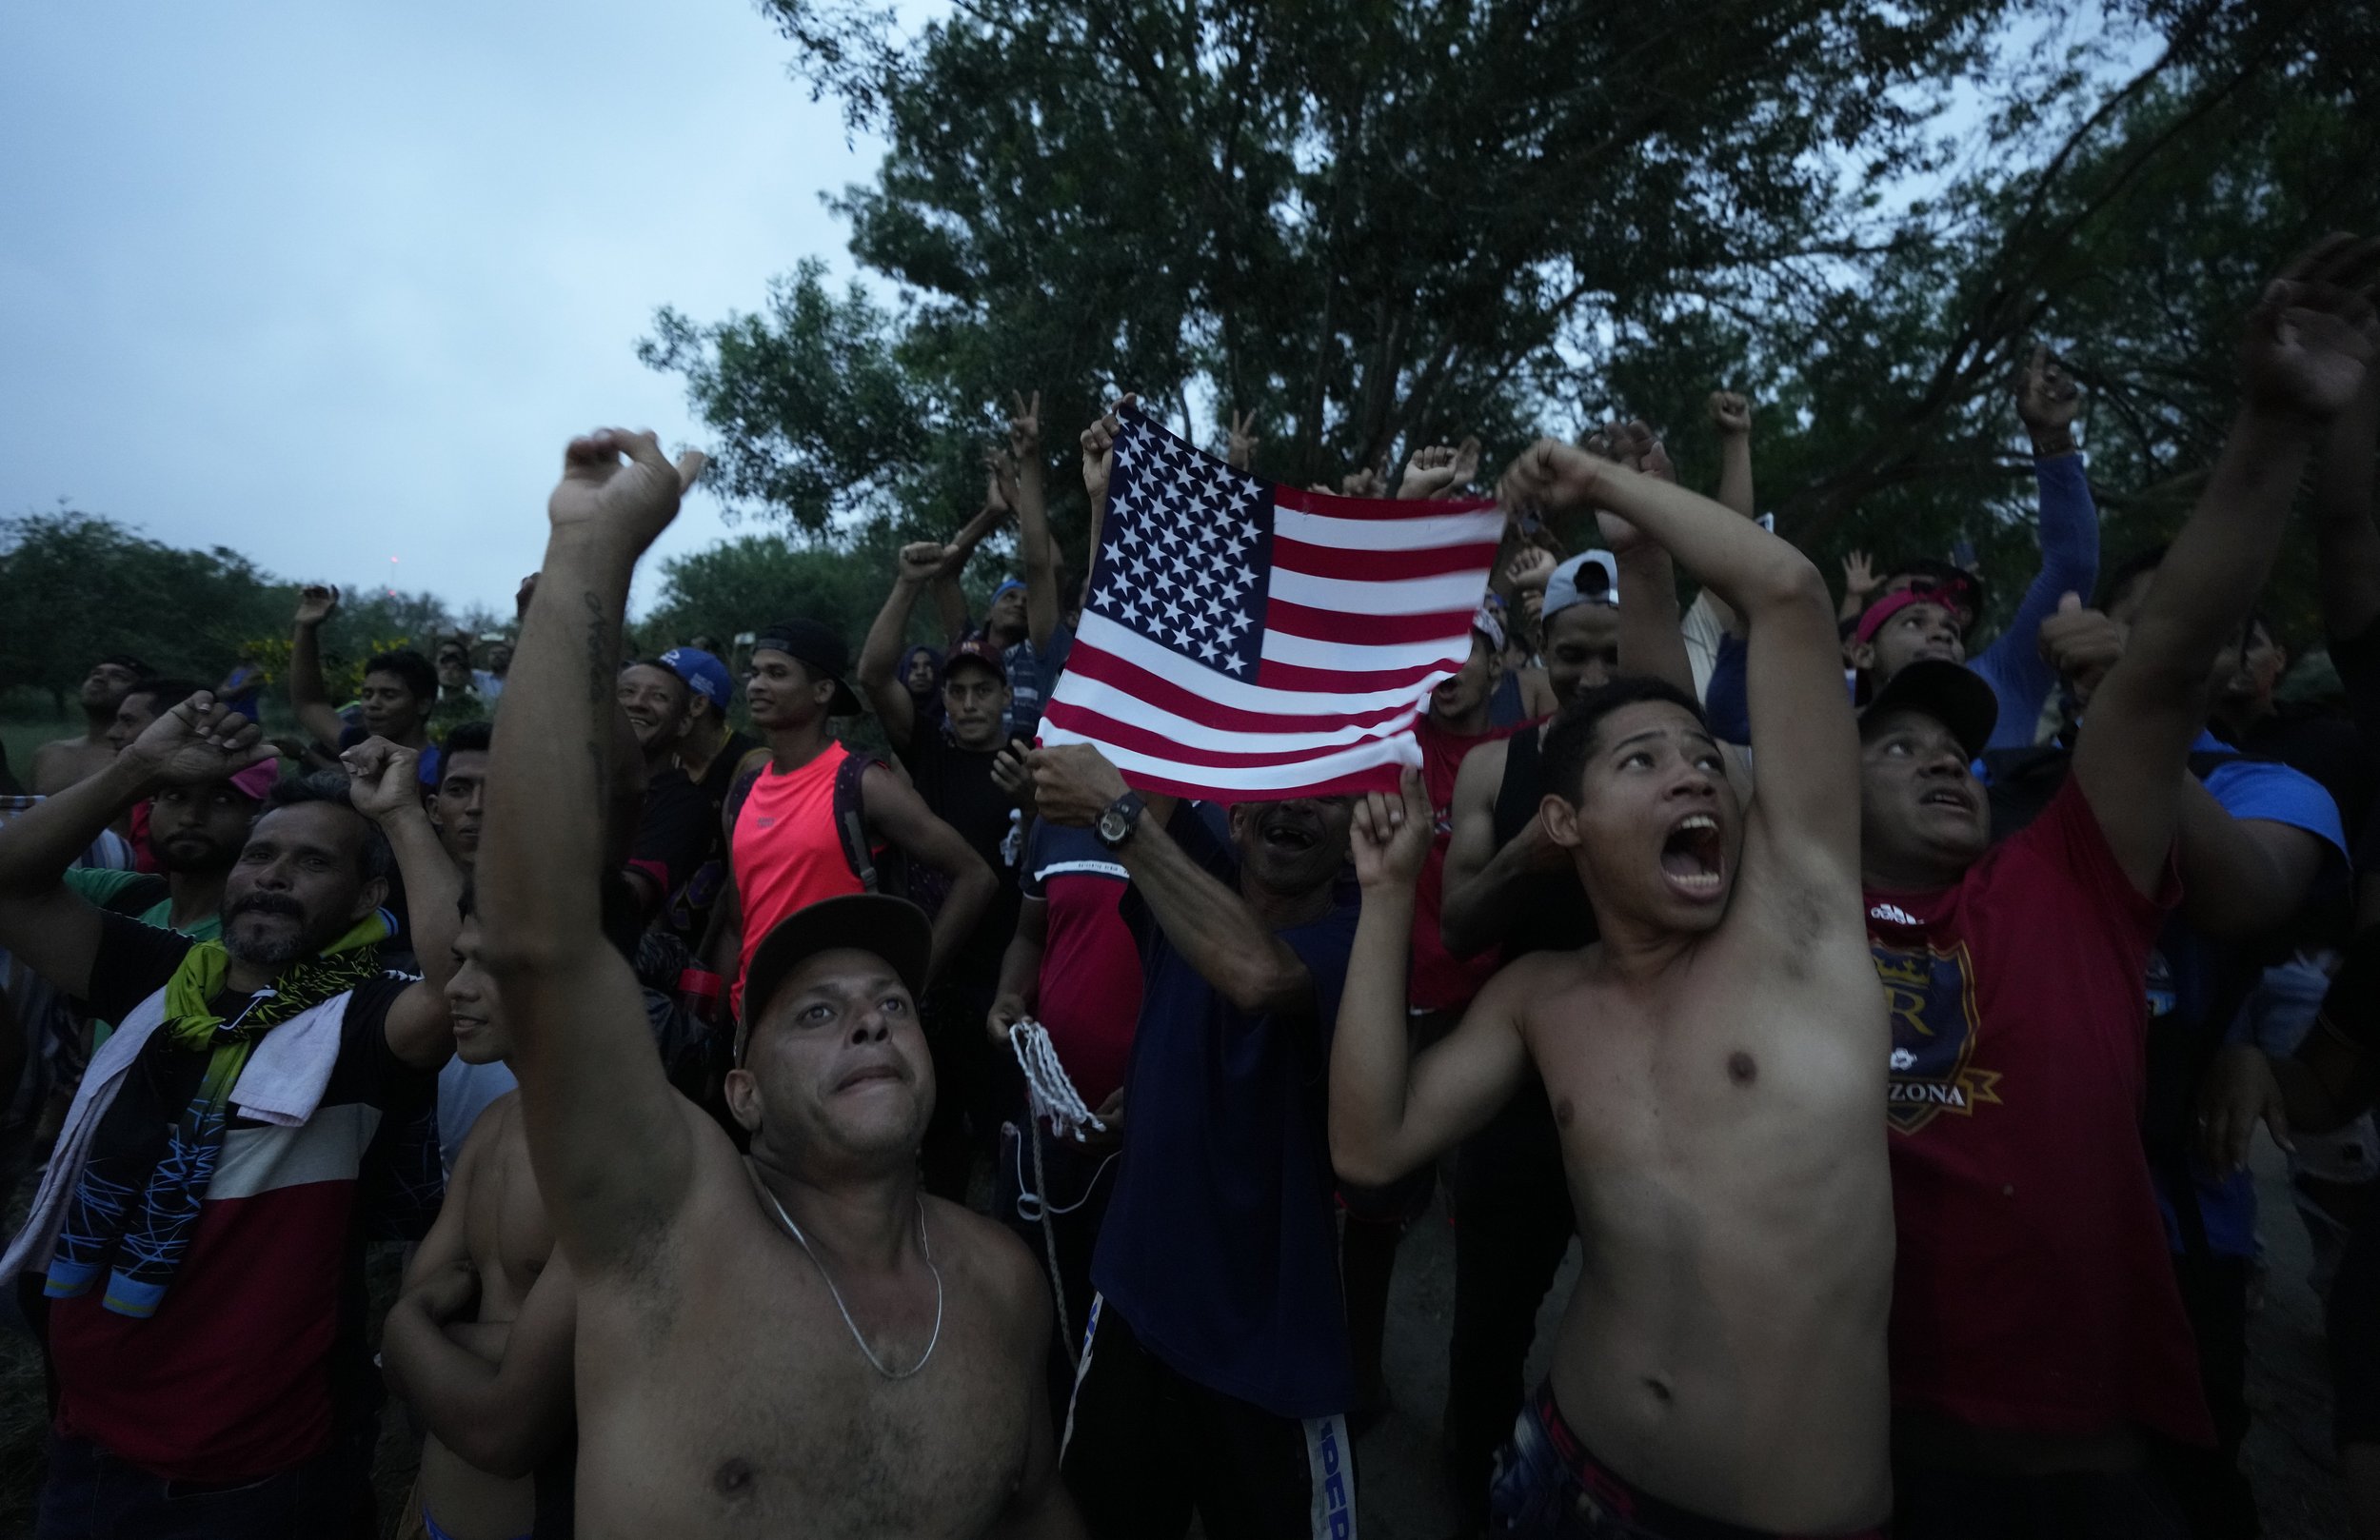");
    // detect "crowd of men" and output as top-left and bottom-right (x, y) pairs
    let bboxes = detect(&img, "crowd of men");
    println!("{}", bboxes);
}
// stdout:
(0, 239), (2375, 1540)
